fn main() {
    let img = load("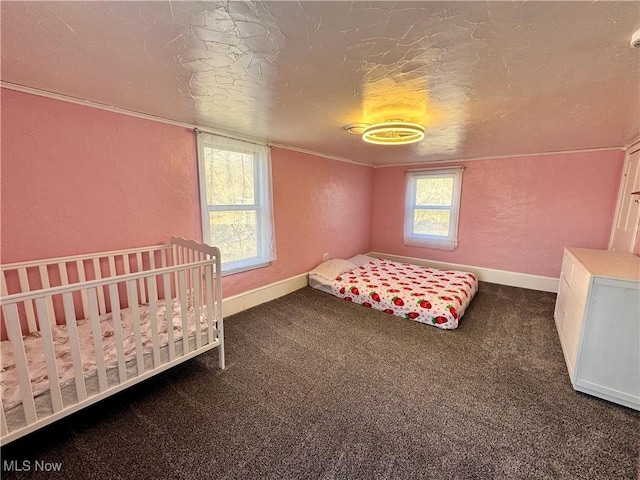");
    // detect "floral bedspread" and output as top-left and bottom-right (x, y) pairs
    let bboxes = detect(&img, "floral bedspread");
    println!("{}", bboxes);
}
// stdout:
(331, 259), (478, 329)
